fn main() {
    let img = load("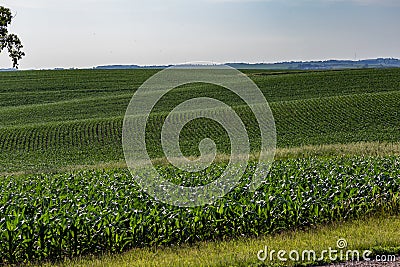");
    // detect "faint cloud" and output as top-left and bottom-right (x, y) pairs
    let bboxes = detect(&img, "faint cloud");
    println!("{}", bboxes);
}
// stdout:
(207, 0), (400, 5)
(1, 0), (124, 9)
(1, 0), (49, 9)
(325, 0), (400, 6)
